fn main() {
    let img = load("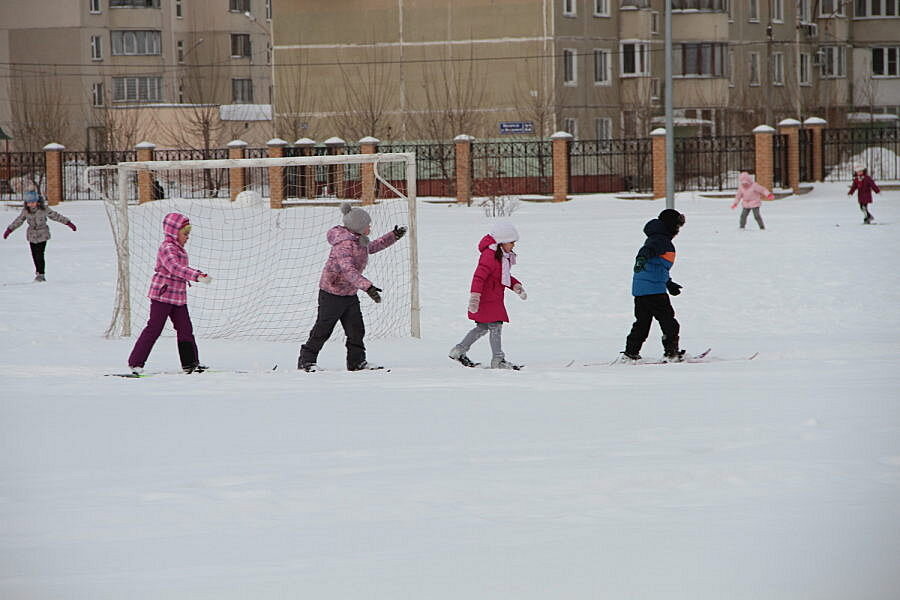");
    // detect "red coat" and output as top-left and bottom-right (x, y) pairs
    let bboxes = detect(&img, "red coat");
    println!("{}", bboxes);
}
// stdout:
(849, 174), (880, 205)
(468, 234), (521, 323)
